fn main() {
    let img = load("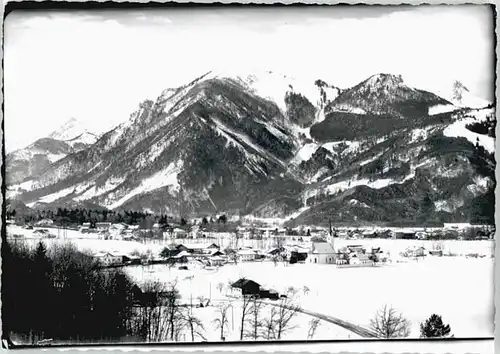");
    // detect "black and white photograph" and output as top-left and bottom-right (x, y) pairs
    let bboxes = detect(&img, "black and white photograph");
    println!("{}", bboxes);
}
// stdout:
(2, 4), (496, 346)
